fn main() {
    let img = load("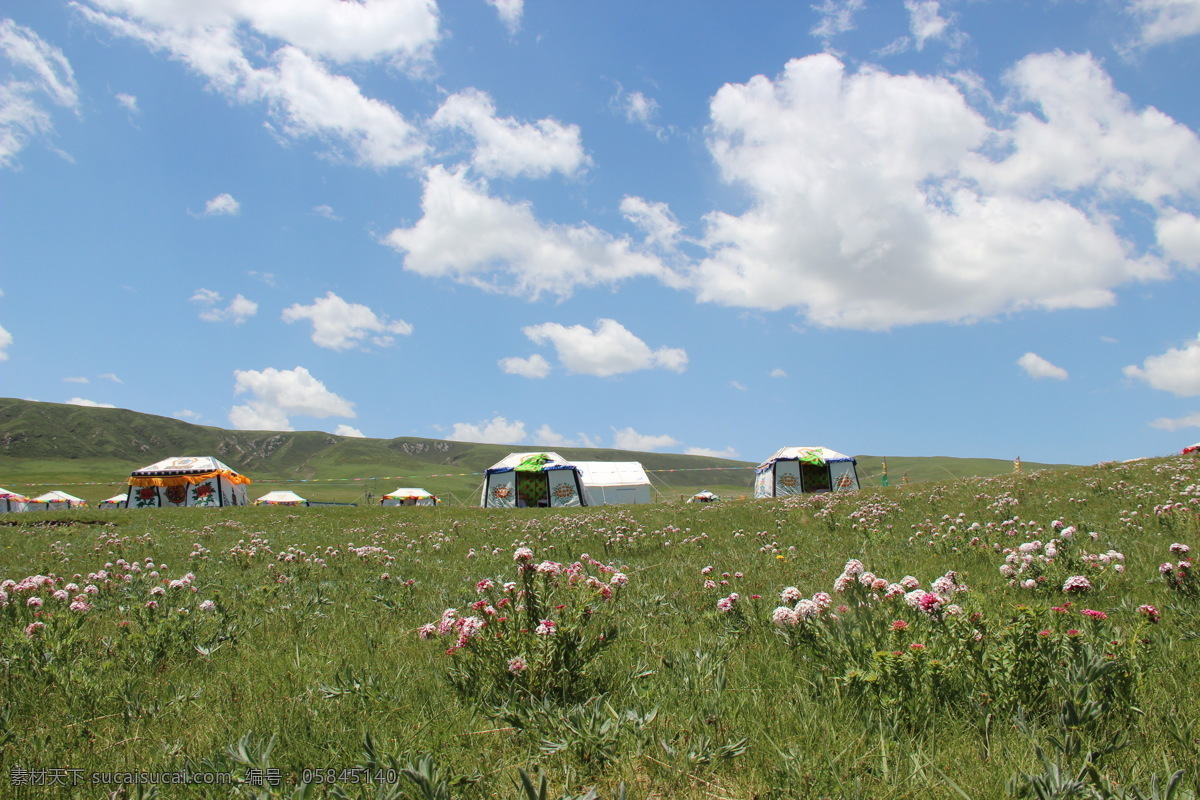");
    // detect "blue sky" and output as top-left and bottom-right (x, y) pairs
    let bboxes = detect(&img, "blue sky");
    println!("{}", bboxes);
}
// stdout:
(3, 0), (1200, 466)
